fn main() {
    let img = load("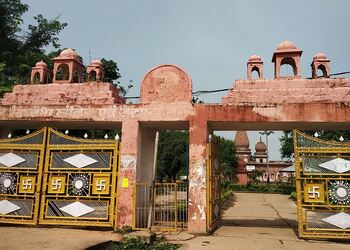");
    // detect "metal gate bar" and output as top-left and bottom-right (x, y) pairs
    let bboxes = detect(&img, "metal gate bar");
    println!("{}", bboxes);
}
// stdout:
(133, 182), (188, 231)
(206, 136), (221, 232)
(294, 130), (350, 239)
(0, 128), (47, 225)
(39, 128), (120, 228)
